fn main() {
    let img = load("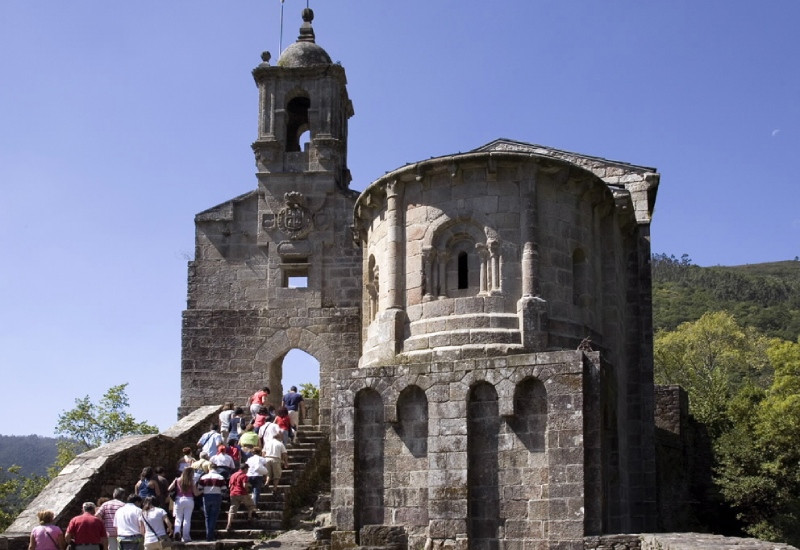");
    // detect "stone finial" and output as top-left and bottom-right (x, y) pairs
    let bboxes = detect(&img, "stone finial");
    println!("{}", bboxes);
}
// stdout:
(298, 8), (316, 43)
(259, 51), (271, 67)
